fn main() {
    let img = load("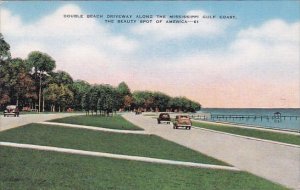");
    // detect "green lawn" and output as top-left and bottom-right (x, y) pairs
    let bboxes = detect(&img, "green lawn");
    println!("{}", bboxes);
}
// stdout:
(49, 115), (142, 130)
(192, 121), (300, 146)
(0, 124), (225, 165)
(0, 147), (289, 190)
